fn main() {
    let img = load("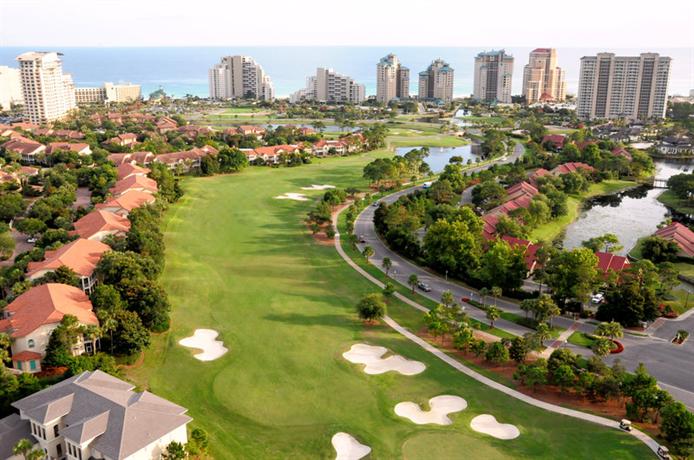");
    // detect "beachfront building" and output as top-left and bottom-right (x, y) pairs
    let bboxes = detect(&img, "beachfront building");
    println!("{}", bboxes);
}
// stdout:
(208, 55), (274, 101)
(291, 68), (366, 104)
(0, 65), (23, 110)
(522, 48), (566, 104)
(418, 58), (454, 102)
(376, 54), (410, 103)
(16, 52), (77, 125)
(473, 50), (514, 104)
(1, 370), (191, 460)
(75, 82), (141, 105)
(577, 53), (671, 120)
